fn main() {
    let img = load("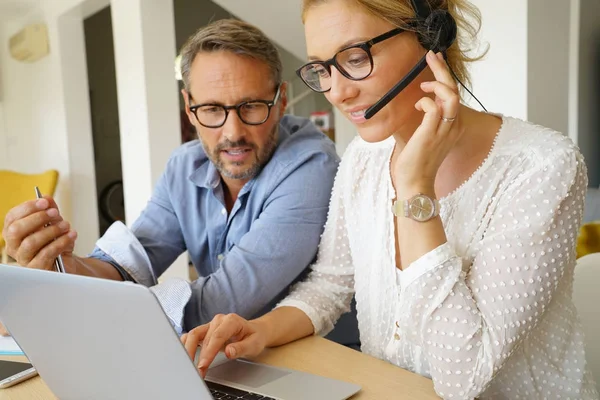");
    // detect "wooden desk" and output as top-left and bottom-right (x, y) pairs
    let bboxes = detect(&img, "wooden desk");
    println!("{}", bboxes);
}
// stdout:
(0, 336), (438, 399)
